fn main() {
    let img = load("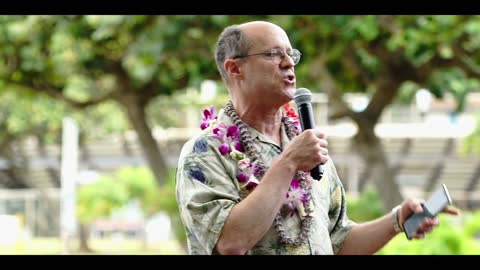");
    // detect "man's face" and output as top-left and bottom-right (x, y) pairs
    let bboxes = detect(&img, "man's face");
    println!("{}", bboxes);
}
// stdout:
(239, 25), (297, 107)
